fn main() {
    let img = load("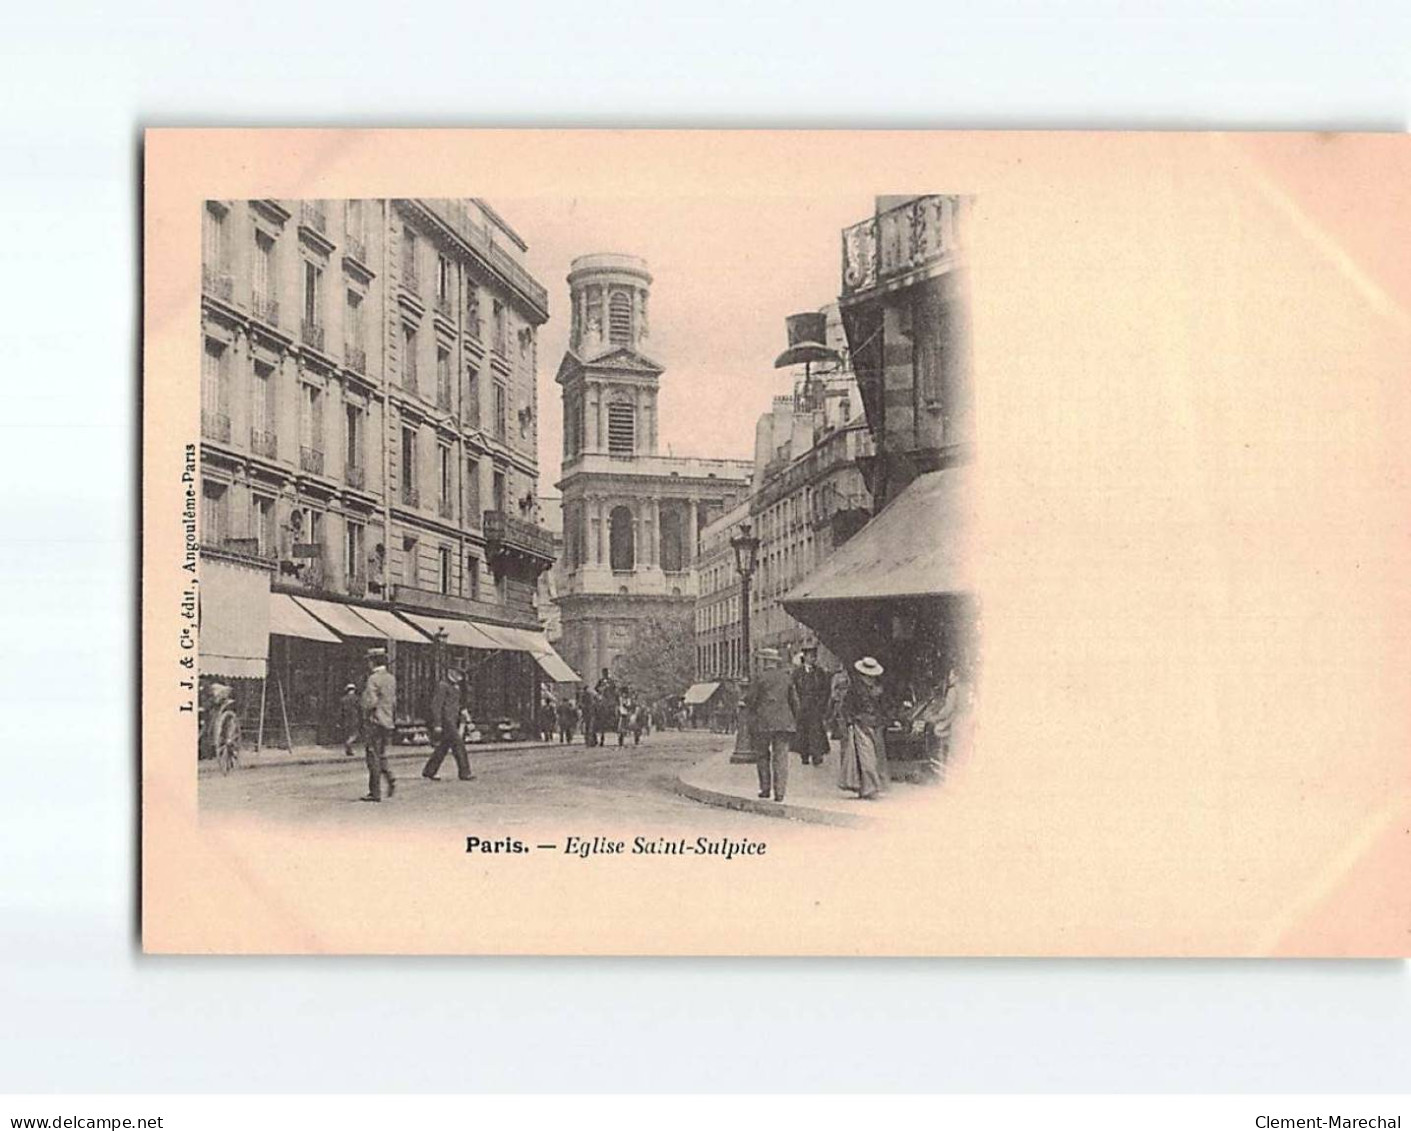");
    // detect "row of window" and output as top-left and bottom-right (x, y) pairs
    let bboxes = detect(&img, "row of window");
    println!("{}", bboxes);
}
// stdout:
(696, 638), (744, 681)
(695, 593), (740, 633)
(201, 476), (503, 604)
